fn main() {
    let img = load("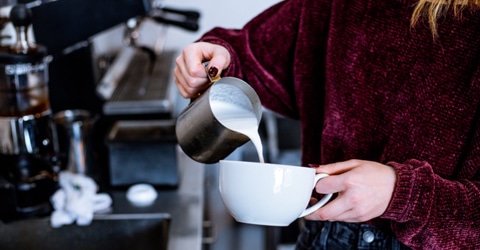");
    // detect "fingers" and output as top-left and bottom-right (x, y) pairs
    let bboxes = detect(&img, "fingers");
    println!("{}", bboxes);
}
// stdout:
(307, 175), (357, 220)
(305, 160), (397, 223)
(305, 192), (351, 221)
(174, 48), (208, 98)
(314, 159), (362, 175)
(206, 45), (230, 71)
(173, 42), (231, 98)
(173, 59), (207, 98)
(311, 160), (363, 193)
(314, 174), (345, 195)
(306, 193), (369, 222)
